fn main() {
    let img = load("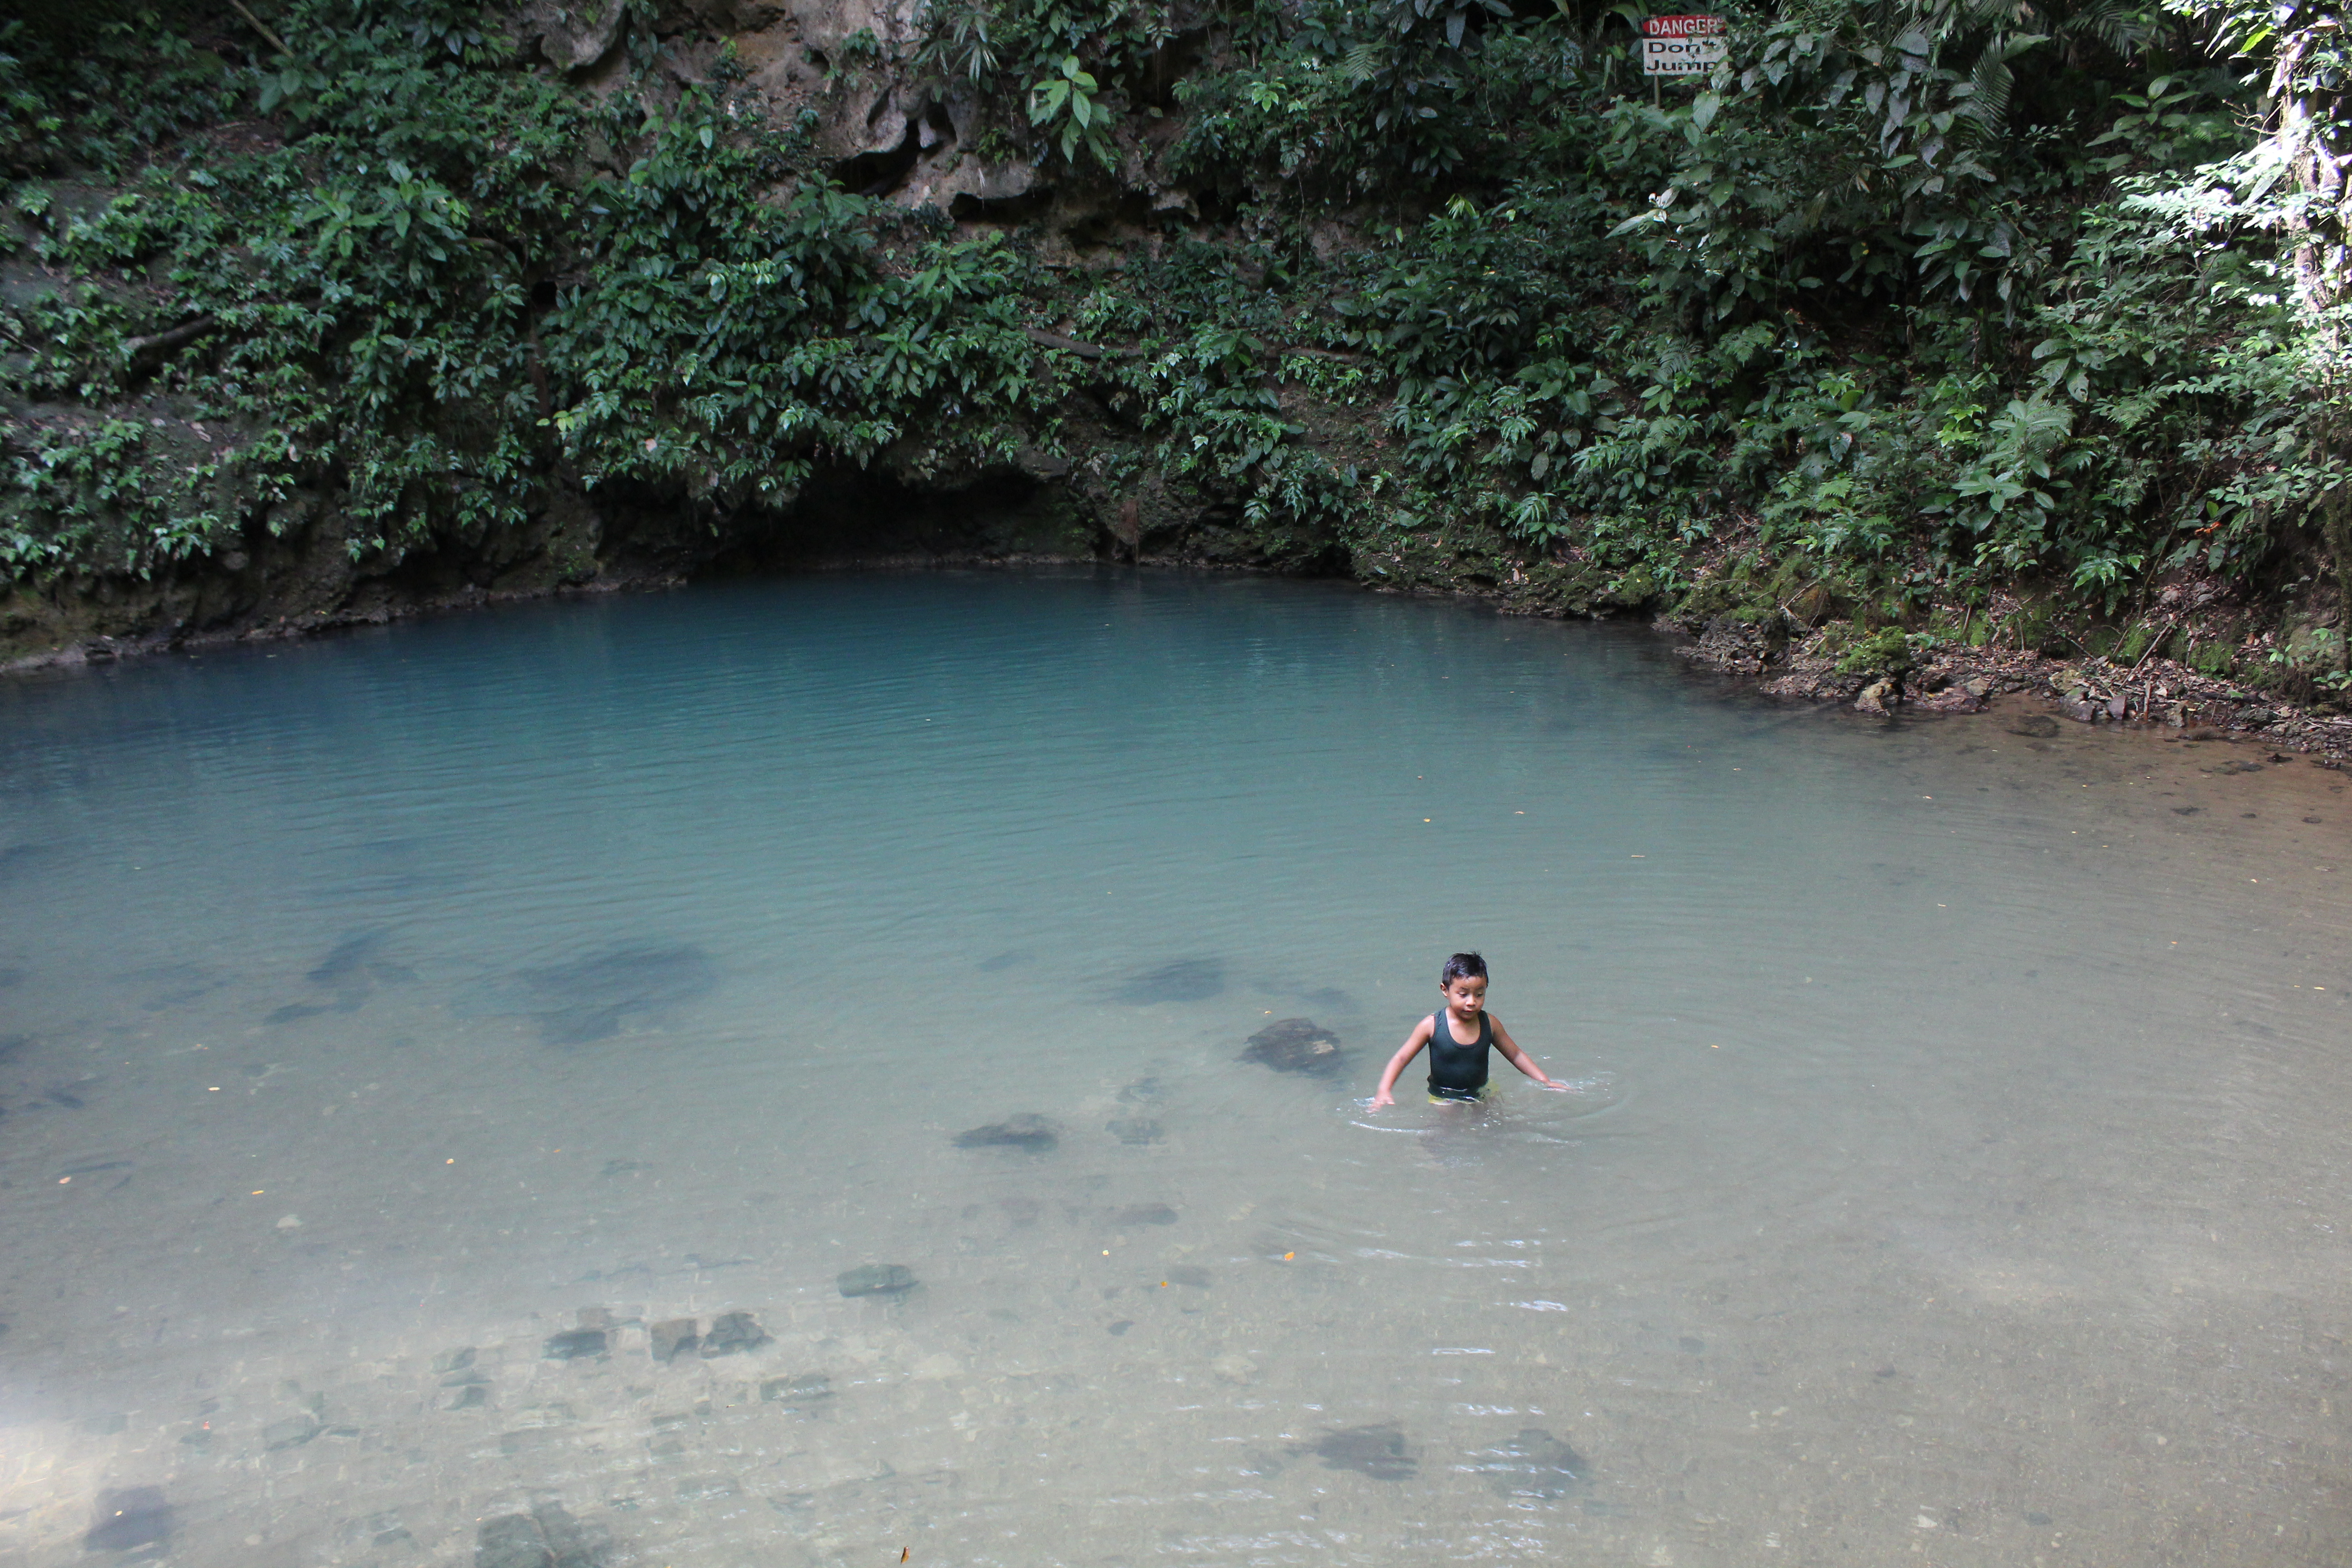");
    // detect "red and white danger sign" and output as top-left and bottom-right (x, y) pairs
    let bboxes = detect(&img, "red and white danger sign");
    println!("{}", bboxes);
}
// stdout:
(1640, 14), (1726, 74)
(1642, 13), (1725, 35)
